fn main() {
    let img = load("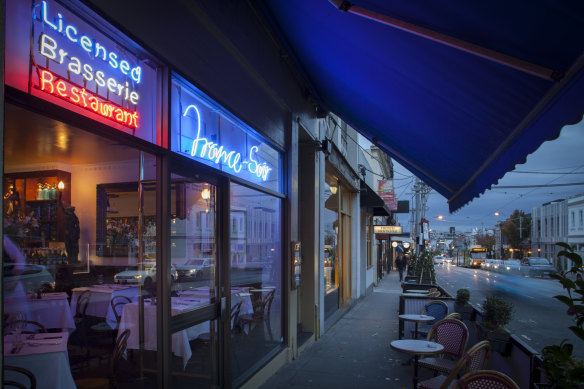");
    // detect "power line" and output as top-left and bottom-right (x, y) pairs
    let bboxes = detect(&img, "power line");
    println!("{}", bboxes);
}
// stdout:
(511, 170), (584, 175)
(494, 182), (584, 189)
